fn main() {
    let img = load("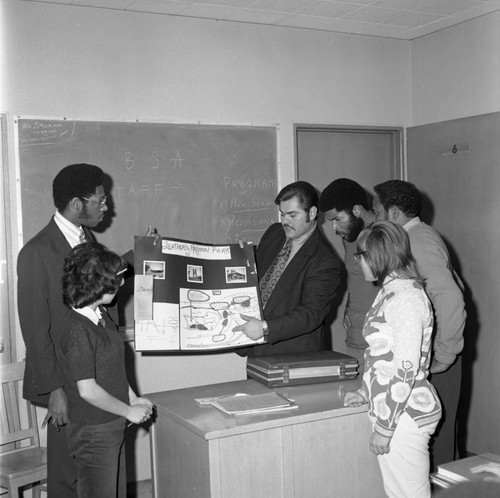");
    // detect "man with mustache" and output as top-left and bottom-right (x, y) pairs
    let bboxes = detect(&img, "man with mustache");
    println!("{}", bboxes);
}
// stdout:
(235, 181), (342, 356)
(318, 178), (378, 369)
